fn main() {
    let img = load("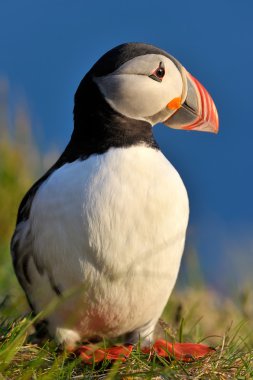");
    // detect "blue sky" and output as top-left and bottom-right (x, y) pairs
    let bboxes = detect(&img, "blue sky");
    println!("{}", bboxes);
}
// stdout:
(1, 0), (253, 290)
